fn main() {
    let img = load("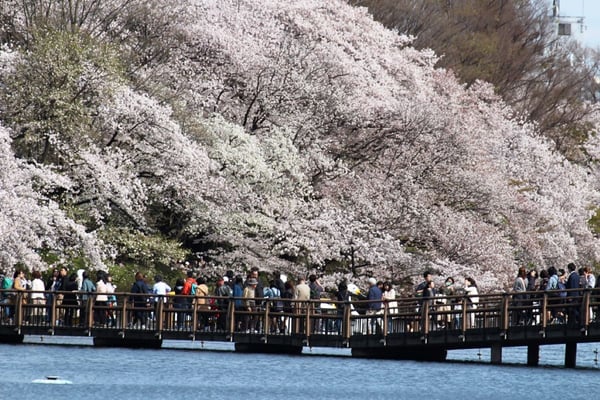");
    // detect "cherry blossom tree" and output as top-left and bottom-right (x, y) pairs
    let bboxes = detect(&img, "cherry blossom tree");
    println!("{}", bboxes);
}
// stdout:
(0, 124), (105, 272)
(1, 0), (600, 292)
